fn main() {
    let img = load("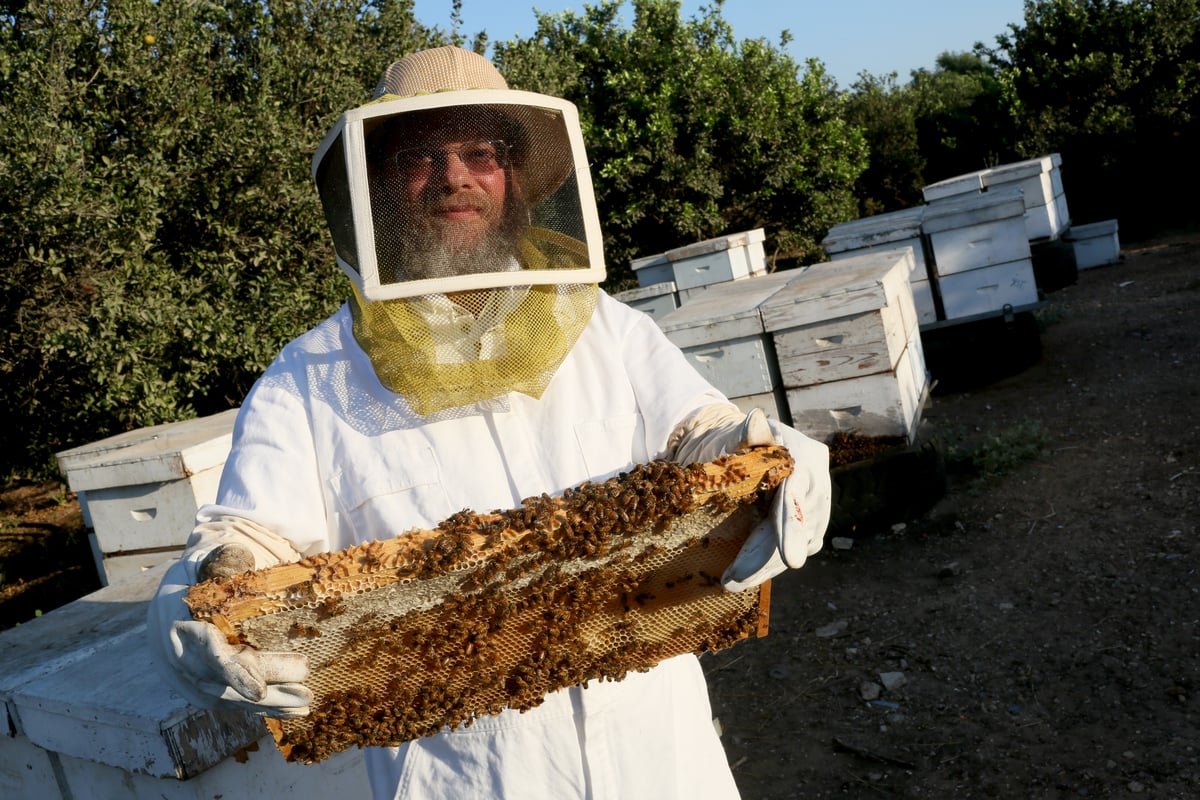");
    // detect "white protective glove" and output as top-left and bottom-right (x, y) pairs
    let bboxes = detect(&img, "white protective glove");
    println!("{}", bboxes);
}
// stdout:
(669, 404), (832, 592)
(147, 516), (313, 718)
